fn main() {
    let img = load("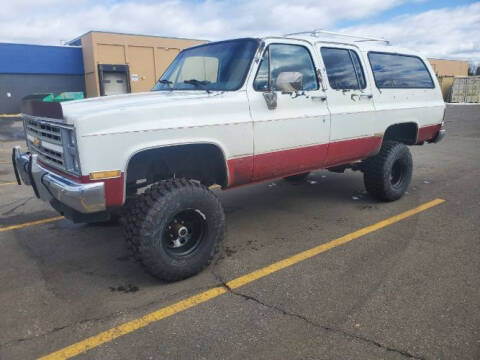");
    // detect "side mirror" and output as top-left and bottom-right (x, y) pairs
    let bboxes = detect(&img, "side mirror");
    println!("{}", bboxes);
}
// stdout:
(275, 72), (303, 93)
(263, 92), (277, 110)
